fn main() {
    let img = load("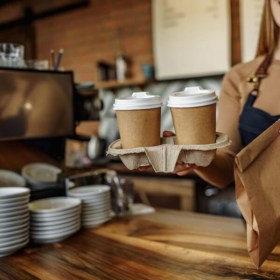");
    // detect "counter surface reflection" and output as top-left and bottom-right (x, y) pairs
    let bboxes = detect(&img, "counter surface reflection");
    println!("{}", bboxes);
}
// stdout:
(0, 209), (280, 279)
